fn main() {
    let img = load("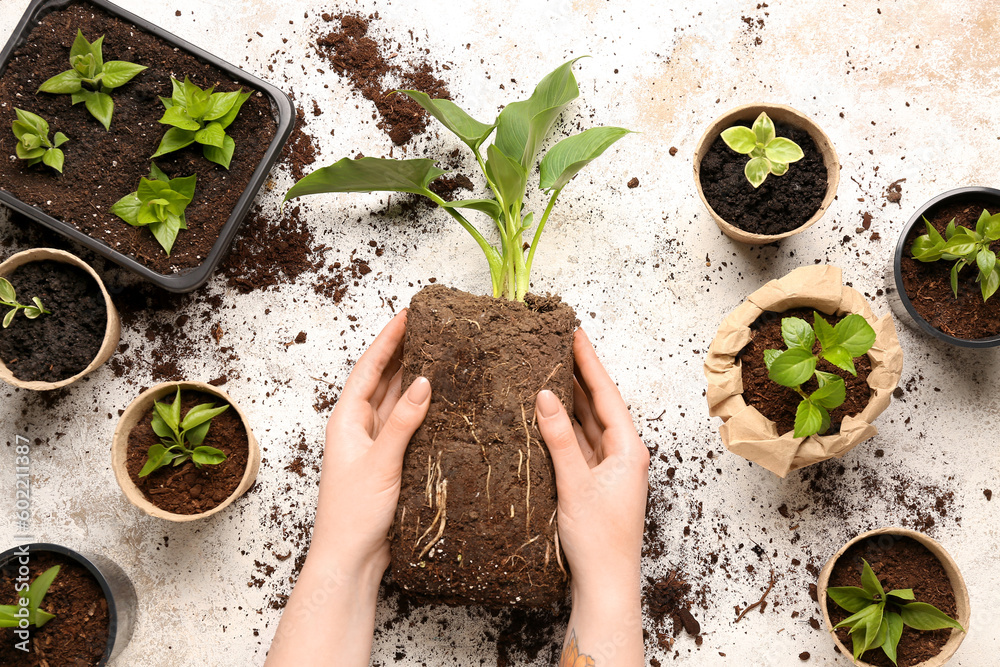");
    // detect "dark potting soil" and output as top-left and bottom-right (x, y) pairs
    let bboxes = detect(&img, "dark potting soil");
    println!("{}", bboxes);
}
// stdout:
(827, 537), (959, 667)
(0, 550), (109, 667)
(900, 198), (1000, 339)
(392, 285), (577, 607)
(0, 2), (277, 275)
(125, 390), (249, 514)
(0, 260), (107, 382)
(699, 121), (828, 236)
(737, 308), (873, 435)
